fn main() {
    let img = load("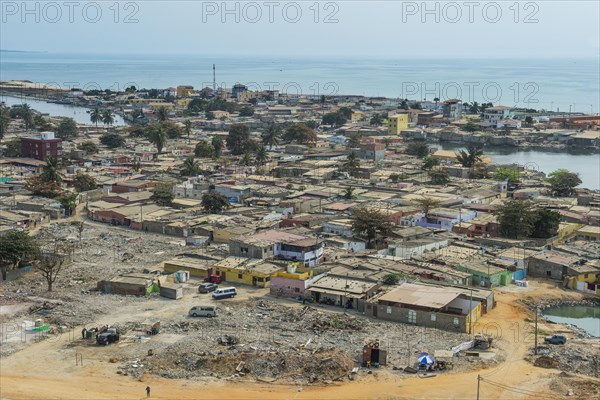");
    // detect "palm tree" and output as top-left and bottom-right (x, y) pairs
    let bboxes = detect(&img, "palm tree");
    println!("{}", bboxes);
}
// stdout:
(102, 110), (114, 130)
(180, 155), (200, 176)
(262, 124), (282, 149)
(89, 108), (101, 129)
(40, 156), (62, 184)
(147, 124), (167, 158)
(342, 186), (356, 200)
(156, 107), (169, 122)
(255, 146), (268, 165)
(184, 120), (192, 143)
(343, 150), (360, 177)
(241, 151), (253, 166)
(455, 145), (484, 168)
